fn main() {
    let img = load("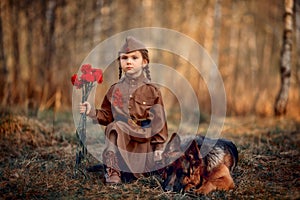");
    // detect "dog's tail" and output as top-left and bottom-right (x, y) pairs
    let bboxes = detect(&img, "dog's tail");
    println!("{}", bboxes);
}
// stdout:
(222, 139), (238, 172)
